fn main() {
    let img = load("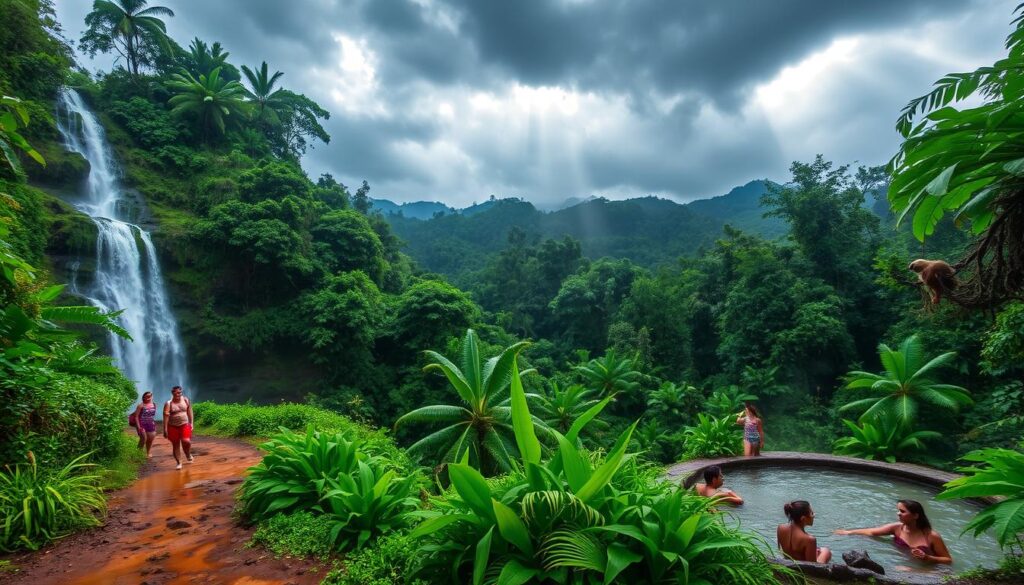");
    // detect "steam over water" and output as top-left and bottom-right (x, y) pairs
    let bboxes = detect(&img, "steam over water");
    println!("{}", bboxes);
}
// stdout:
(55, 88), (191, 408)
